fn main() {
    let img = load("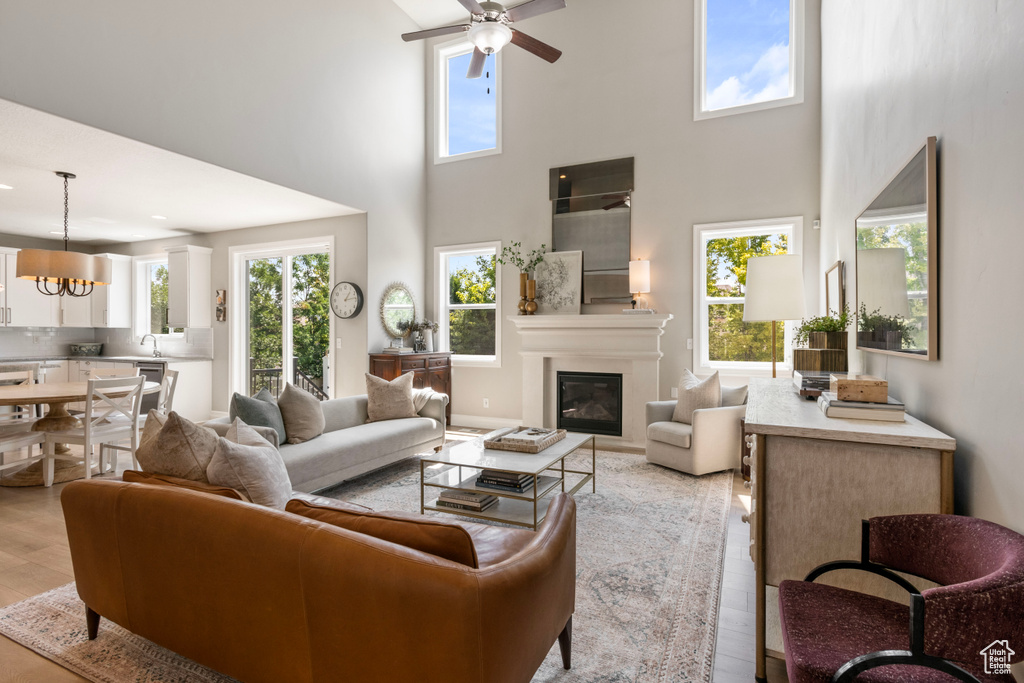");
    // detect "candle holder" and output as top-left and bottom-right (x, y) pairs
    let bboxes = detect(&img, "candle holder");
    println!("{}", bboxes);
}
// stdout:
(518, 273), (528, 315)
(526, 278), (538, 315)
